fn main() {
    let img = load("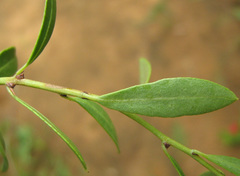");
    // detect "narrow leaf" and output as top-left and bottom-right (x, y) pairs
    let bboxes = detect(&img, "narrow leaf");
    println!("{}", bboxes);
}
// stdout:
(6, 87), (87, 170)
(28, 0), (56, 65)
(67, 97), (119, 152)
(199, 171), (217, 176)
(162, 143), (185, 176)
(0, 47), (18, 77)
(199, 154), (240, 176)
(17, 0), (56, 74)
(96, 77), (238, 117)
(0, 132), (8, 172)
(139, 58), (151, 84)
